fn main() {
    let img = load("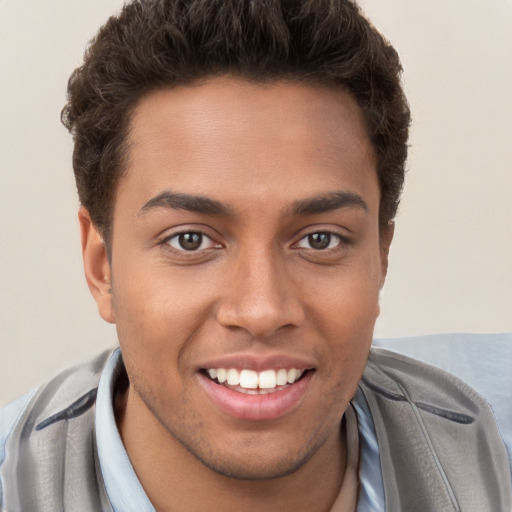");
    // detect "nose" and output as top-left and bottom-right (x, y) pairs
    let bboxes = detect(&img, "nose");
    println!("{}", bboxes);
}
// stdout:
(215, 247), (305, 338)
